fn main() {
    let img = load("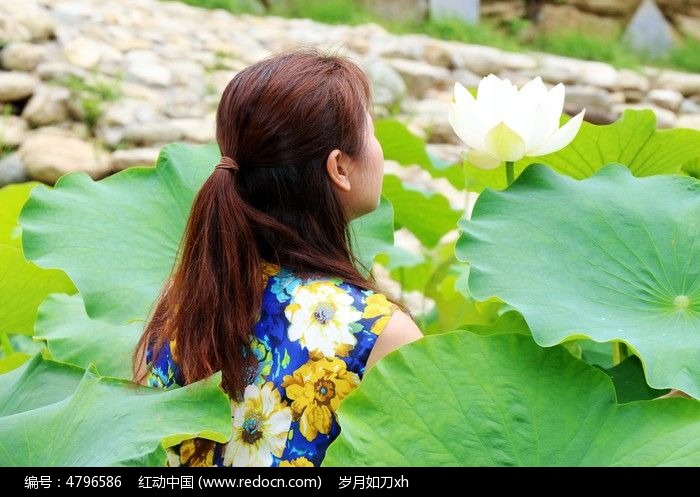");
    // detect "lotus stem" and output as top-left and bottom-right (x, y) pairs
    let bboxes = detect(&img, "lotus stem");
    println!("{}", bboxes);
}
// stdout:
(505, 161), (515, 186)
(612, 341), (628, 366)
